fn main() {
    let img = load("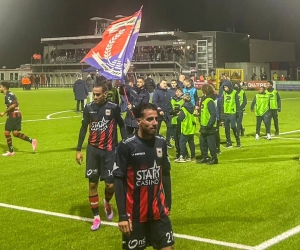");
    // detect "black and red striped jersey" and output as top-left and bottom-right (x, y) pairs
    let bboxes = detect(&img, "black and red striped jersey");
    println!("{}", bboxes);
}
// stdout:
(114, 134), (171, 222)
(76, 101), (125, 152)
(4, 91), (21, 117)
